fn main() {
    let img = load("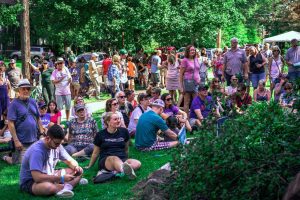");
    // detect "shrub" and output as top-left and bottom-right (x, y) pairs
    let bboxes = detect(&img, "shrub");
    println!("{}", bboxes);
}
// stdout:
(169, 102), (300, 200)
